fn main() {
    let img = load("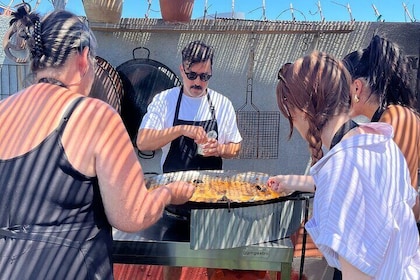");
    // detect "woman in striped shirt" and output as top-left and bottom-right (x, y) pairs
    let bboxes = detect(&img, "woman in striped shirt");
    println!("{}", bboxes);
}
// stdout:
(269, 35), (420, 220)
(269, 51), (420, 279)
